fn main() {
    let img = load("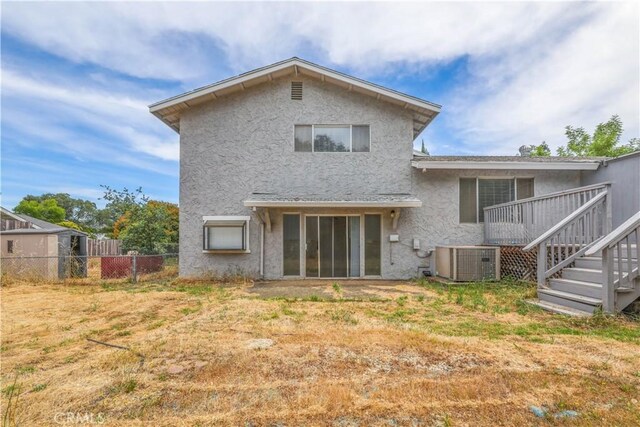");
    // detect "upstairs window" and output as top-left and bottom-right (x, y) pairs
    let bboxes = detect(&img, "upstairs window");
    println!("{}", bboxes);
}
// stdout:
(294, 125), (370, 152)
(459, 178), (534, 223)
(203, 216), (250, 252)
